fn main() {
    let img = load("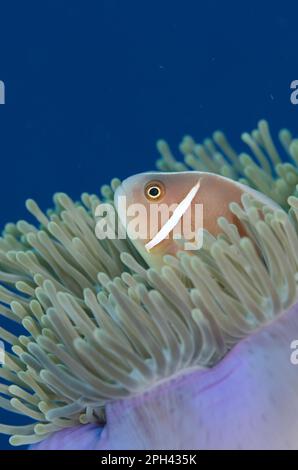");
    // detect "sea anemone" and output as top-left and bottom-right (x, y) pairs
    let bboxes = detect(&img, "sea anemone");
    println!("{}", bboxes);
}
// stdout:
(1, 120), (298, 449)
